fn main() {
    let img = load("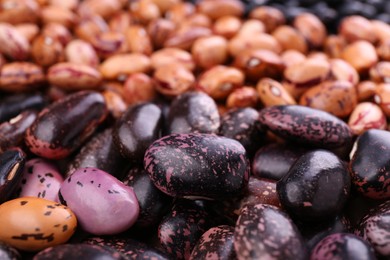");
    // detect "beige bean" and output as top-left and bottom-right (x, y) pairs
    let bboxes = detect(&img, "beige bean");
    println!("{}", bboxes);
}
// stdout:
(376, 39), (390, 61)
(102, 89), (127, 118)
(307, 52), (329, 61)
(125, 25), (153, 55)
(14, 23), (39, 43)
(280, 50), (306, 67)
(330, 59), (359, 85)
(164, 26), (212, 50)
(154, 64), (195, 97)
(47, 62), (102, 90)
(32, 35), (65, 67)
(249, 6), (285, 33)
(123, 73), (157, 105)
(226, 86), (259, 108)
(228, 33), (282, 57)
(129, 0), (161, 24)
(196, 65), (244, 100)
(213, 15), (242, 39)
(283, 58), (331, 98)
(197, 0), (244, 20)
(178, 13), (212, 30)
(91, 31), (126, 58)
(75, 15), (109, 43)
(48, 0), (79, 10)
(0, 0), (39, 24)
(375, 83), (390, 116)
(348, 102), (387, 135)
(256, 78), (296, 107)
(0, 62), (44, 92)
(272, 25), (308, 53)
(234, 49), (285, 82)
(42, 23), (72, 46)
(165, 2), (195, 25)
(151, 0), (181, 13)
(65, 39), (99, 68)
(237, 19), (265, 37)
(78, 0), (123, 20)
(40, 6), (77, 28)
(192, 35), (228, 69)
(293, 13), (327, 48)
(372, 20), (390, 43)
(339, 15), (376, 43)
(0, 23), (30, 60)
(324, 35), (347, 59)
(341, 40), (378, 73)
(100, 53), (151, 80)
(357, 81), (377, 102)
(299, 80), (357, 117)
(147, 18), (176, 49)
(370, 62), (390, 83)
(151, 47), (195, 71)
(108, 11), (133, 34)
